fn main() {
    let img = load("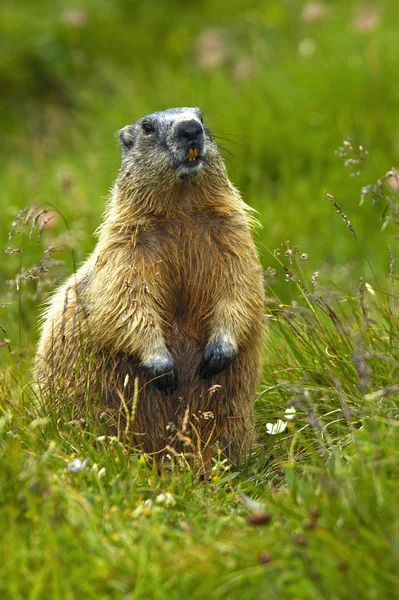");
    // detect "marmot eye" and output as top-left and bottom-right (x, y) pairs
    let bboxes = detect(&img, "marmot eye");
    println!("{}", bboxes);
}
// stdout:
(142, 122), (154, 134)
